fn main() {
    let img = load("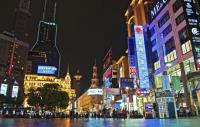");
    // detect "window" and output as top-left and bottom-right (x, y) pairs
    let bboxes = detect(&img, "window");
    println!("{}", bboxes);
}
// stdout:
(178, 26), (190, 44)
(176, 12), (185, 25)
(150, 26), (155, 36)
(163, 37), (177, 63)
(158, 11), (170, 28)
(173, 0), (182, 13)
(153, 50), (159, 63)
(153, 51), (160, 70)
(151, 39), (157, 47)
(160, 24), (172, 39)
(163, 37), (176, 55)
(181, 40), (192, 54)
